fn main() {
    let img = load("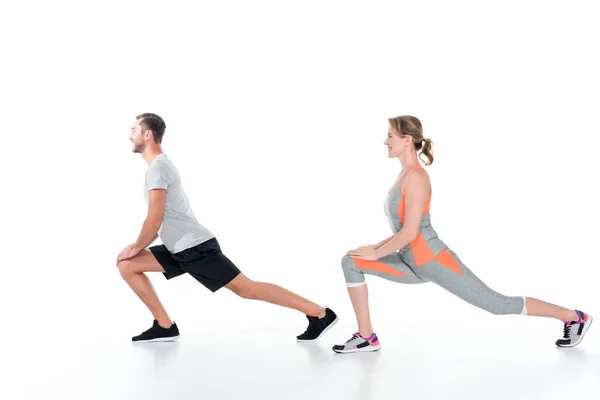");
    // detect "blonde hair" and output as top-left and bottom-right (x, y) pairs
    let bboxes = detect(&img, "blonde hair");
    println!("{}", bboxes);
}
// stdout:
(388, 115), (434, 165)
